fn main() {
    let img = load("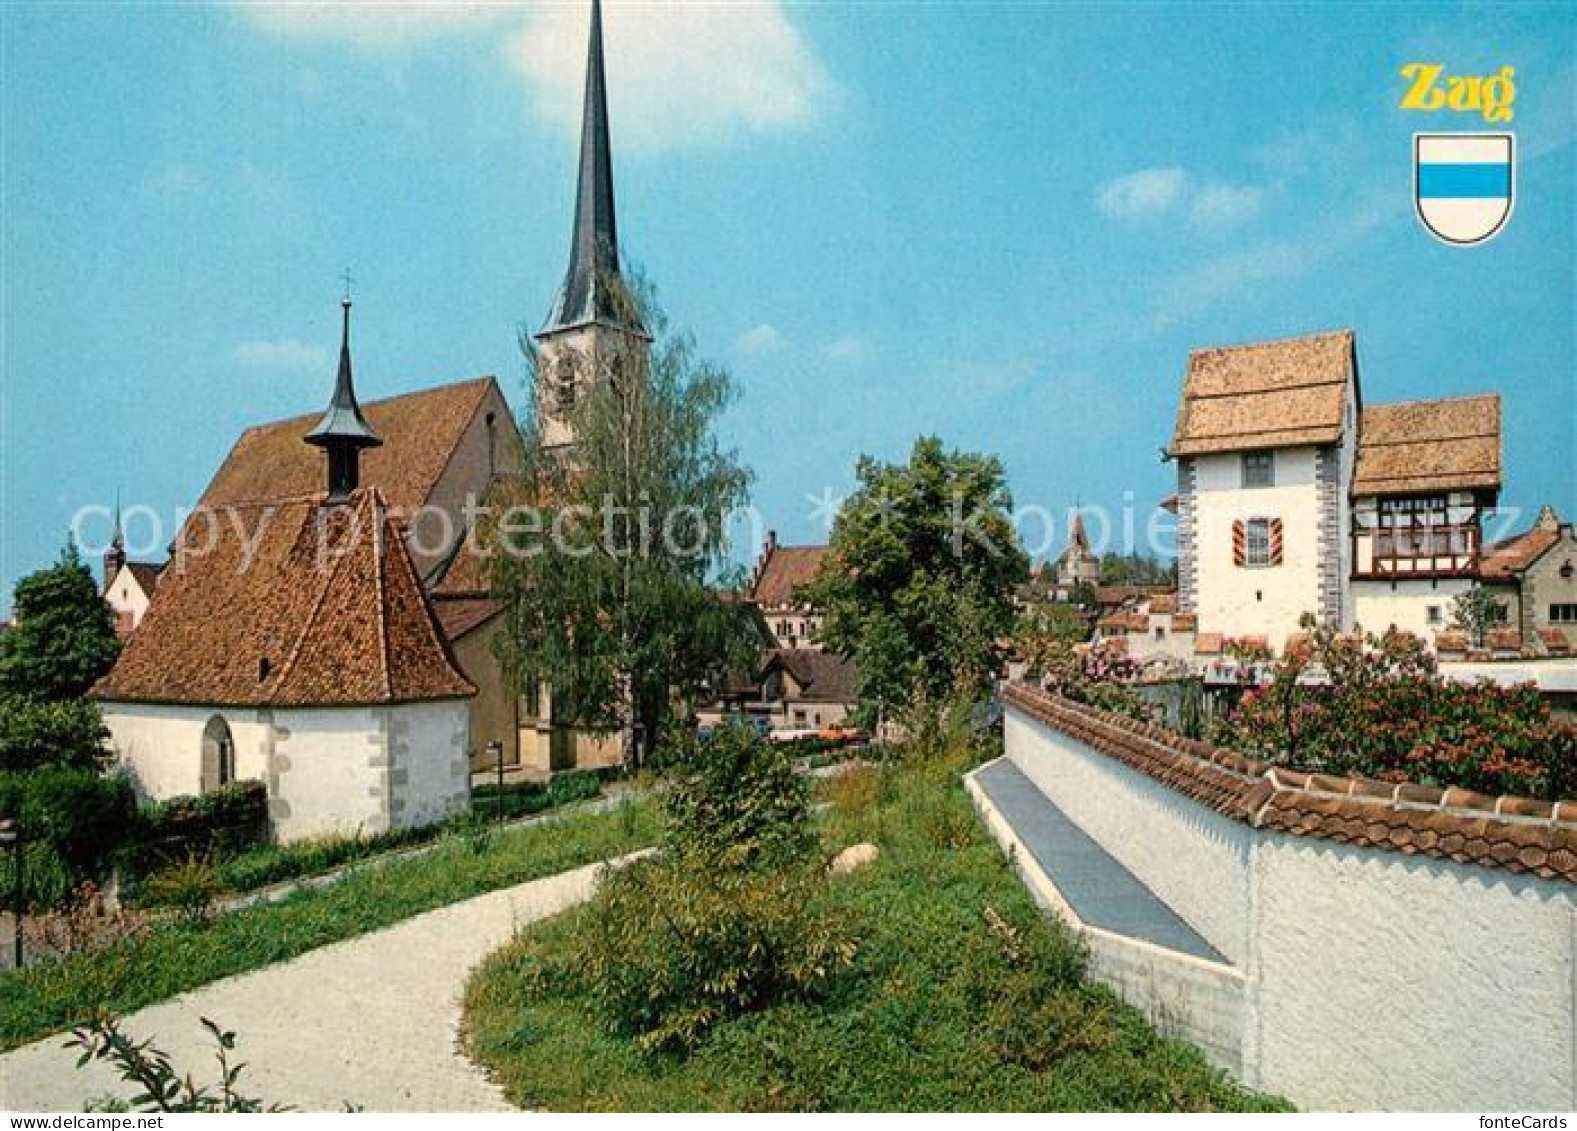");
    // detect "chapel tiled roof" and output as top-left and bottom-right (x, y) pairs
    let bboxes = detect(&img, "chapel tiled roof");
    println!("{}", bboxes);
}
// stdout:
(199, 376), (499, 513)
(93, 489), (474, 708)
(1004, 683), (1577, 884)
(751, 545), (828, 608)
(1093, 584), (1171, 607)
(1169, 330), (1355, 457)
(1351, 394), (1501, 497)
(1148, 591), (1177, 614)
